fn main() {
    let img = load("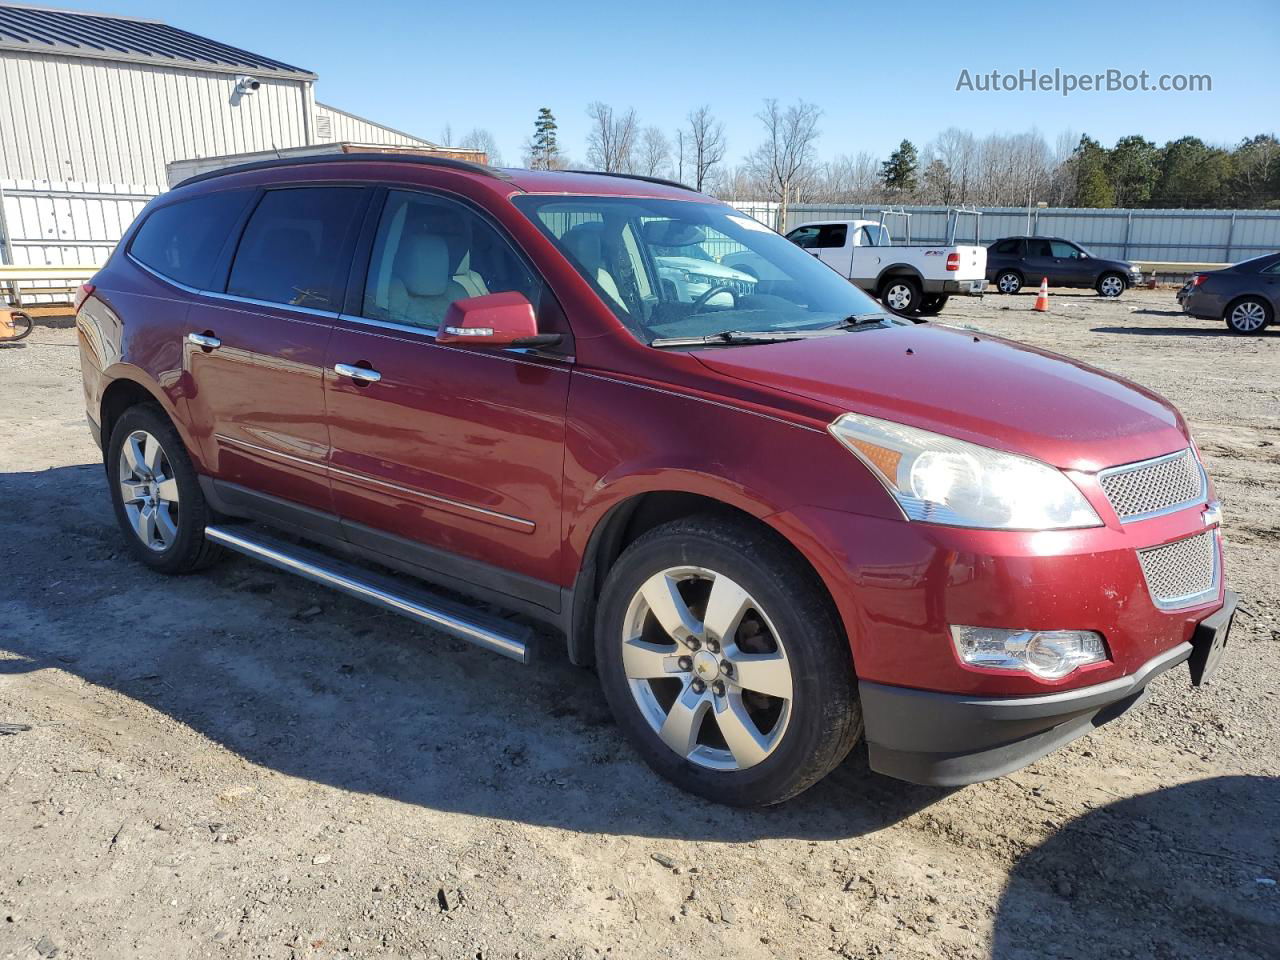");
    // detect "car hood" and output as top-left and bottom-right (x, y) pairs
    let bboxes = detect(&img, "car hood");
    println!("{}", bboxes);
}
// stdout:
(692, 323), (1188, 470)
(655, 256), (756, 283)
